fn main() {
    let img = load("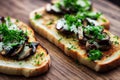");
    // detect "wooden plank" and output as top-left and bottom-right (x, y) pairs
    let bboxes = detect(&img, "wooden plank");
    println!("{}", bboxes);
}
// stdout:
(0, 0), (120, 80)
